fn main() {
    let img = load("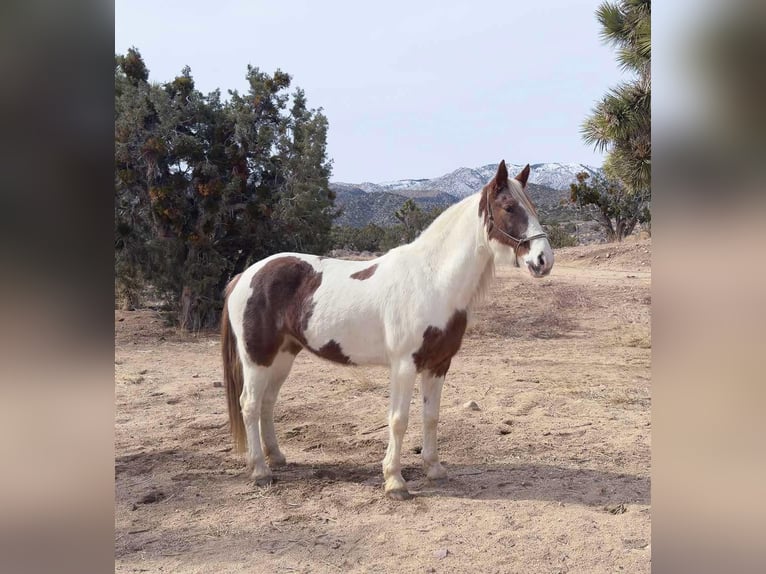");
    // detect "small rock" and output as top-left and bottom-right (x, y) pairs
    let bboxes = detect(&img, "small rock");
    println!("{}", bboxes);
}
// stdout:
(192, 373), (200, 378)
(411, 445), (422, 454)
(137, 490), (165, 505)
(166, 397), (181, 405)
(497, 427), (511, 435)
(605, 503), (627, 515)
(433, 548), (449, 559)
(212, 381), (223, 388)
(606, 252), (611, 258)
(463, 400), (480, 411)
